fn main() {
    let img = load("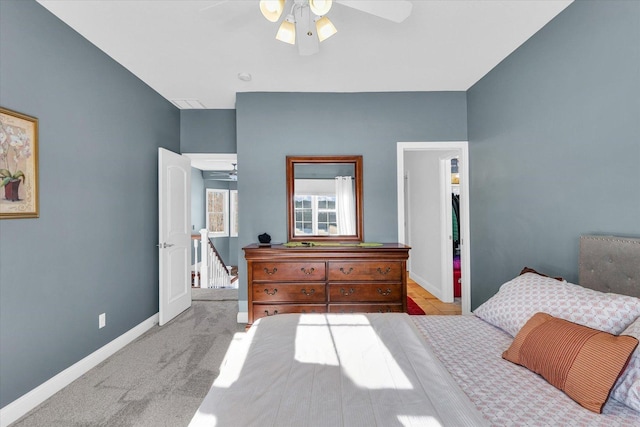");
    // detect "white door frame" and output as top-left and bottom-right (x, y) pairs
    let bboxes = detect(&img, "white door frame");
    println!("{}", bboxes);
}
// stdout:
(397, 142), (472, 314)
(158, 148), (192, 326)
